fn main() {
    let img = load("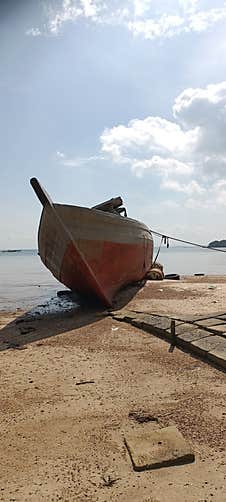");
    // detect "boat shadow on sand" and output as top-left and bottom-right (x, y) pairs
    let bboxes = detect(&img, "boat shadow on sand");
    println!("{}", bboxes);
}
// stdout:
(0, 282), (145, 352)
